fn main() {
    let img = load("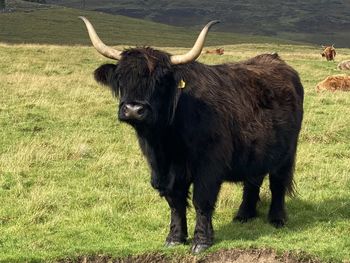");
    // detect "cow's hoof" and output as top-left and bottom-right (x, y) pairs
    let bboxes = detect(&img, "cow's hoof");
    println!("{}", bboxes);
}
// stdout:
(268, 210), (286, 228)
(191, 243), (210, 254)
(165, 240), (183, 247)
(269, 218), (285, 228)
(233, 212), (256, 223)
